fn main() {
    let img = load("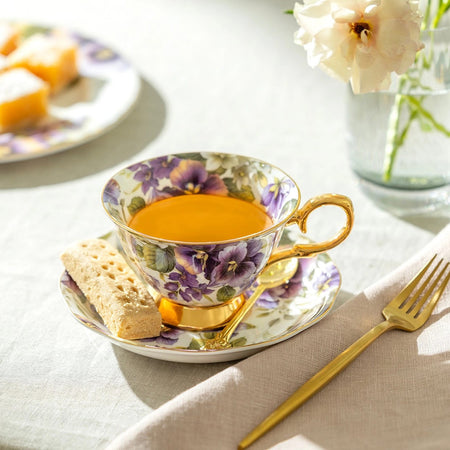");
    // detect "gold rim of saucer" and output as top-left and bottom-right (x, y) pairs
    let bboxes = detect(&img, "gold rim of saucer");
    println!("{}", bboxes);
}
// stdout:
(157, 295), (246, 331)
